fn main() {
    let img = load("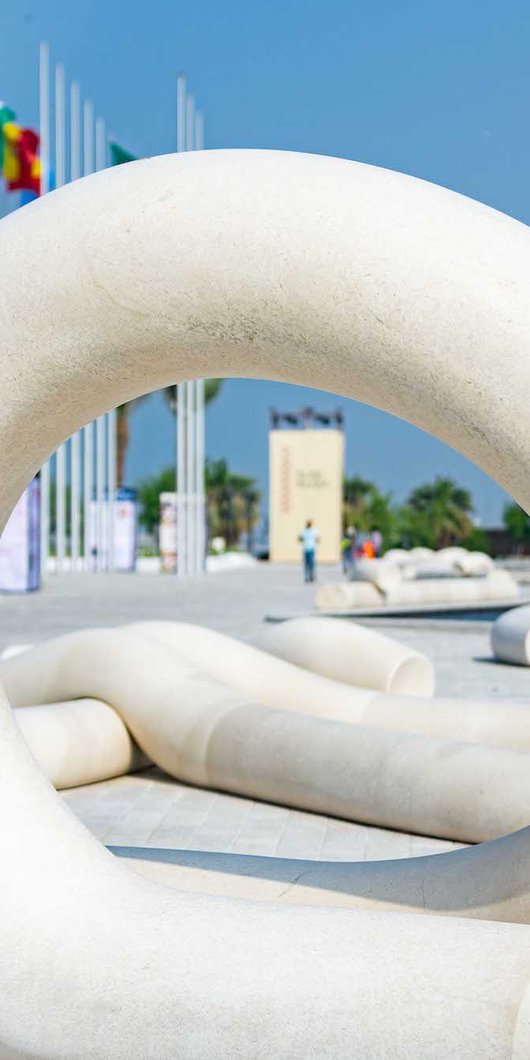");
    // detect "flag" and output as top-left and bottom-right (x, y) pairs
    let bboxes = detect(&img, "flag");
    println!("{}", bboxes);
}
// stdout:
(3, 122), (41, 195)
(109, 141), (137, 167)
(0, 102), (16, 168)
